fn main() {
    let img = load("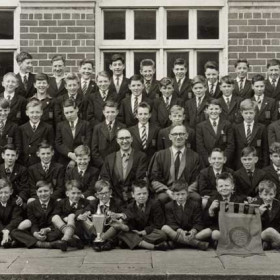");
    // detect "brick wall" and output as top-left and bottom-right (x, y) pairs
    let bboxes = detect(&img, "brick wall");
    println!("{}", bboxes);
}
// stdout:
(19, 1), (95, 75)
(228, 1), (280, 78)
